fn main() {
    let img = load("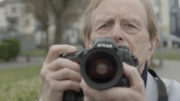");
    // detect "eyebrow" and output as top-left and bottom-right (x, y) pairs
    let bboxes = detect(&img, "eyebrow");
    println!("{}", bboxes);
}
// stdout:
(125, 15), (148, 28)
(122, 16), (142, 27)
(93, 15), (145, 29)
(94, 16), (115, 28)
